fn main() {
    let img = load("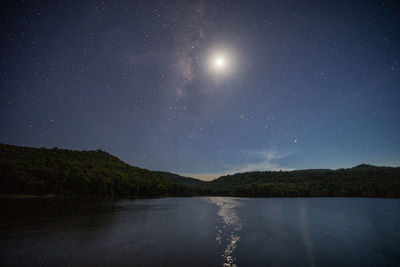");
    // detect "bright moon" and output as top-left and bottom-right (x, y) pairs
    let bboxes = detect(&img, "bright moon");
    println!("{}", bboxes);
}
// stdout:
(206, 46), (237, 76)
(215, 57), (224, 68)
